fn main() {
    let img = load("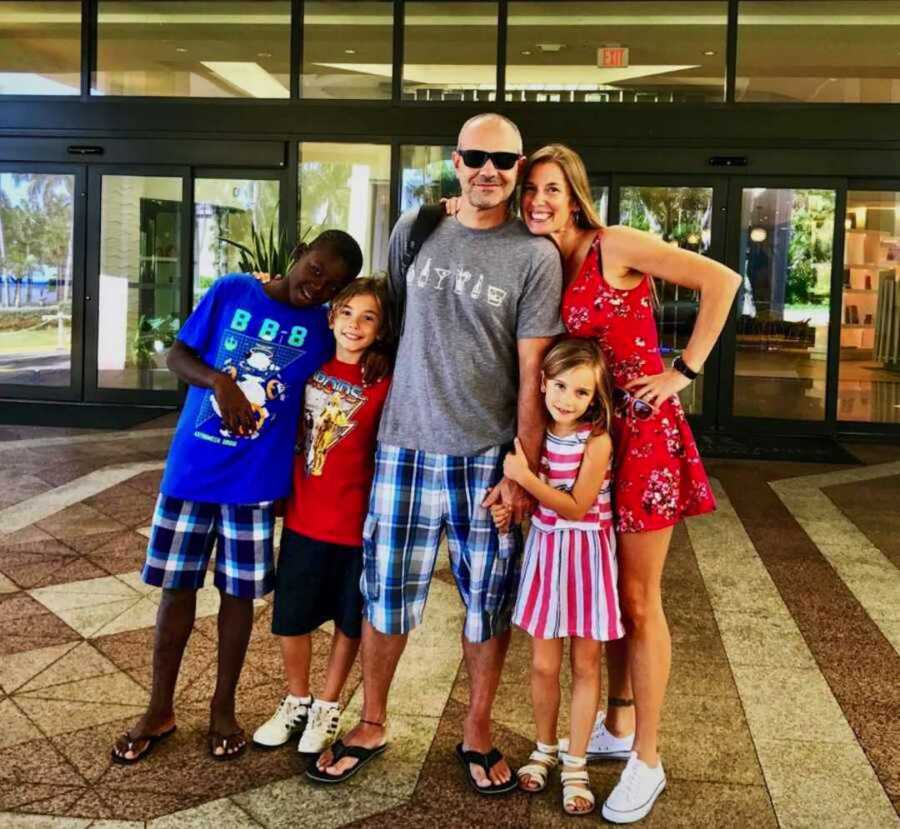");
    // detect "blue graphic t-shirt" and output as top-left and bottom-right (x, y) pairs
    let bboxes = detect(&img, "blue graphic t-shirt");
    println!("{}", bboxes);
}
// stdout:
(160, 274), (331, 505)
